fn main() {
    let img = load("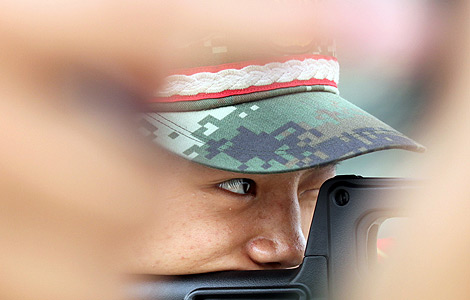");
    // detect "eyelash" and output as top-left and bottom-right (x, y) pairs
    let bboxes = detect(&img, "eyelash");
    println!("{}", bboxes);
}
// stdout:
(217, 178), (256, 195)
